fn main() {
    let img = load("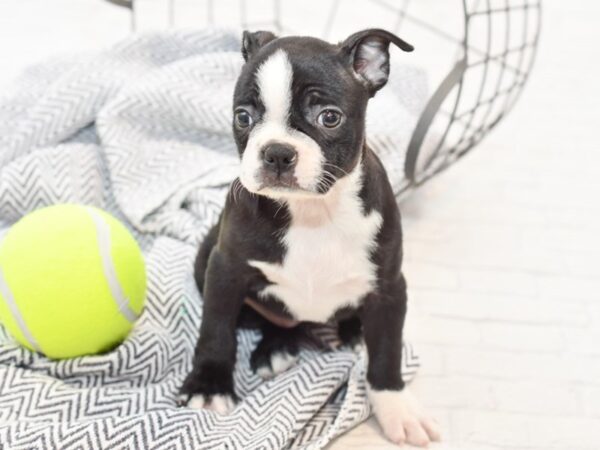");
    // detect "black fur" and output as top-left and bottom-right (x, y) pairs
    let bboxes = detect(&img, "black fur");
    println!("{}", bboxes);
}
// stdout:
(337, 316), (363, 349)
